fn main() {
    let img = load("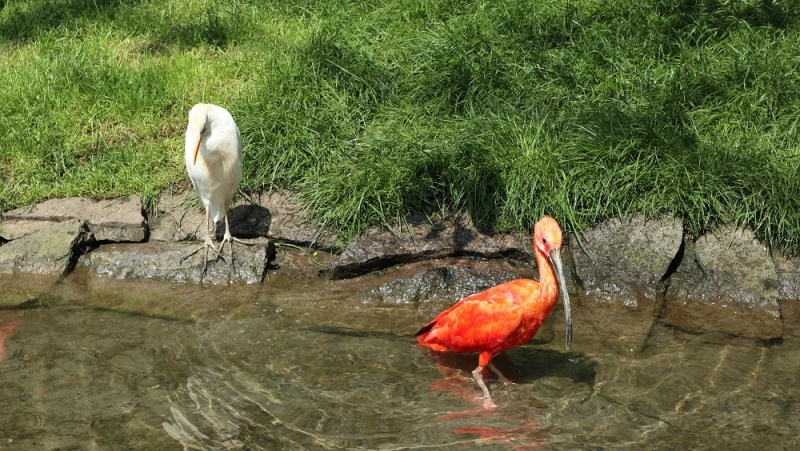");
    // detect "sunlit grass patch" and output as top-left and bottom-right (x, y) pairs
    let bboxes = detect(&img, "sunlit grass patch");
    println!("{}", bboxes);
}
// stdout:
(1, 0), (799, 253)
